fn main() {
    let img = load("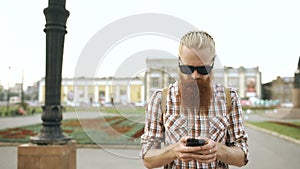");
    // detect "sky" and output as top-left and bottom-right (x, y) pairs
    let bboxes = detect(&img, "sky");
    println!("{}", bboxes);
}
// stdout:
(1, 0), (299, 90)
